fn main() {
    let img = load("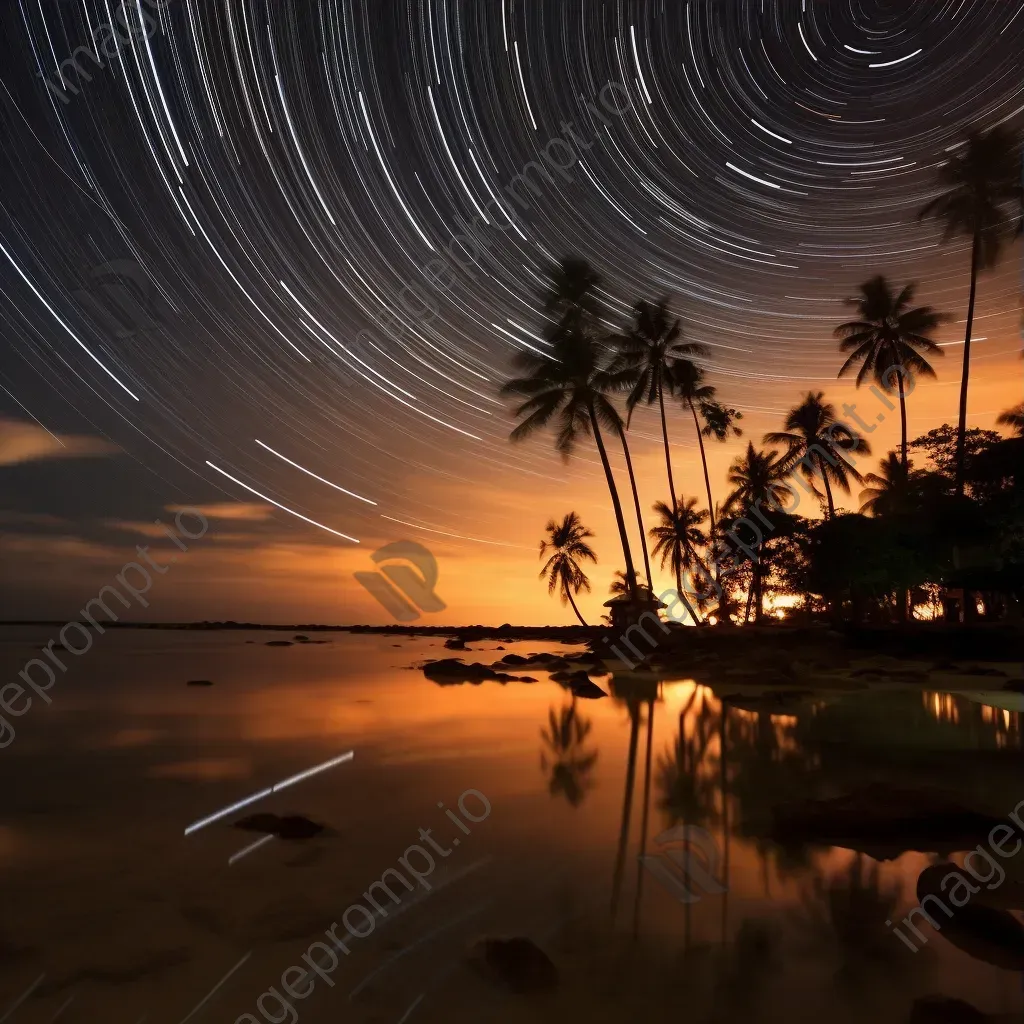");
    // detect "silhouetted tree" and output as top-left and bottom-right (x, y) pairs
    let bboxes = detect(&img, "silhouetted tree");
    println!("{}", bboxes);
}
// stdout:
(538, 512), (597, 626)
(766, 391), (871, 518)
(835, 276), (945, 469)
(919, 126), (1023, 493)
